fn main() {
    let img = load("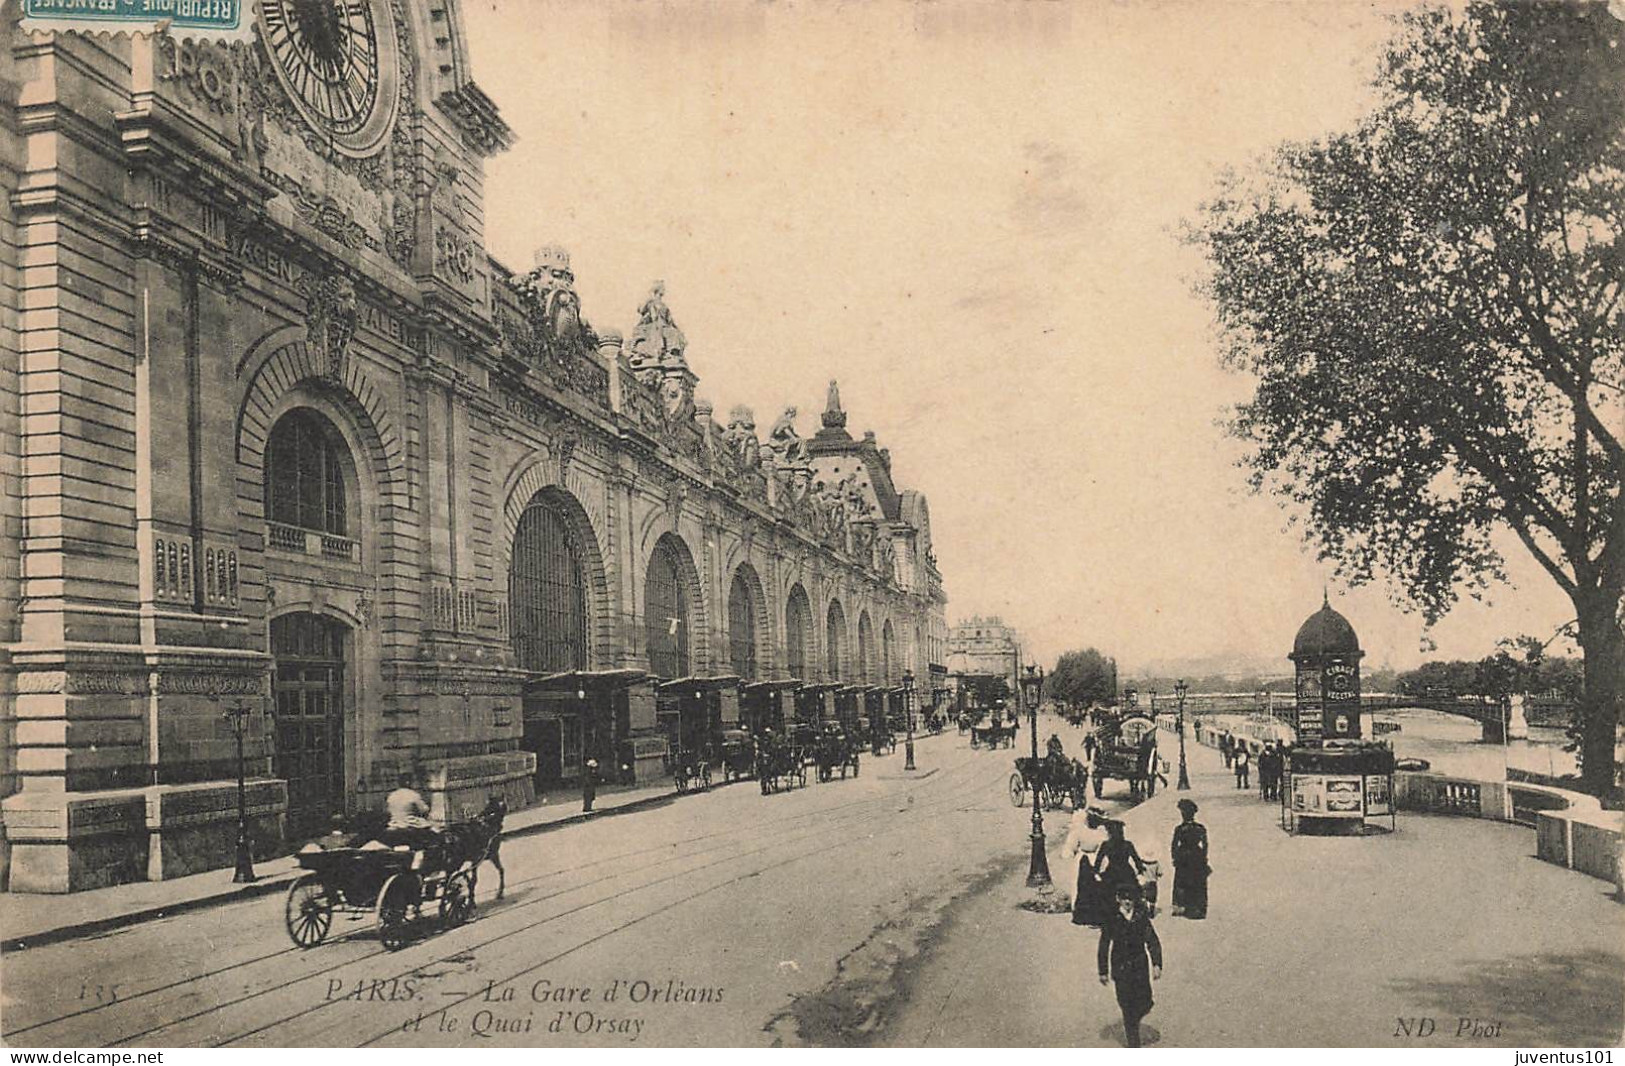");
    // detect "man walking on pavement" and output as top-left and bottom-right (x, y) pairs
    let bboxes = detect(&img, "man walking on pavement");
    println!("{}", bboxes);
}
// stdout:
(1098, 882), (1163, 1047)
(1233, 744), (1250, 790)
